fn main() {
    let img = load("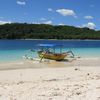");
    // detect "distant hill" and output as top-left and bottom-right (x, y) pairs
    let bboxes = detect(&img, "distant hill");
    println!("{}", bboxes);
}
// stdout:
(0, 23), (100, 39)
